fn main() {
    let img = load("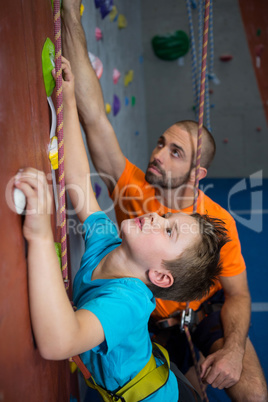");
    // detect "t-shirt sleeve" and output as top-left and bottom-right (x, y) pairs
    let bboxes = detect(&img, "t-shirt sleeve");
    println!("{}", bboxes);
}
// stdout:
(80, 280), (153, 355)
(109, 158), (141, 200)
(80, 211), (121, 274)
(219, 215), (246, 277)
